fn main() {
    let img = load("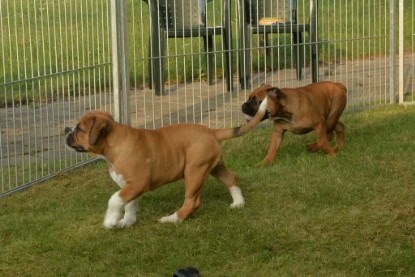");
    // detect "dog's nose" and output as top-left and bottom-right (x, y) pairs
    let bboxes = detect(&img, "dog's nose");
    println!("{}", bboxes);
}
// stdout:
(64, 127), (73, 135)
